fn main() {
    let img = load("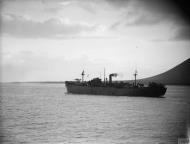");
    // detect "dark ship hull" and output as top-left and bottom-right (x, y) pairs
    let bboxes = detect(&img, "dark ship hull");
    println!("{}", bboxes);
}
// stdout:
(65, 82), (167, 97)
